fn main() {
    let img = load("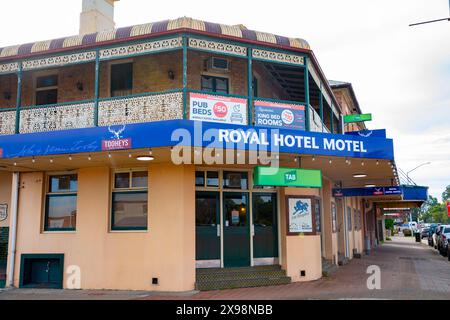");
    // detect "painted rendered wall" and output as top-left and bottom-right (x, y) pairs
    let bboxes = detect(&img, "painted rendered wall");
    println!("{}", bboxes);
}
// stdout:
(279, 187), (322, 282)
(9, 164), (195, 291)
(321, 177), (338, 264)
